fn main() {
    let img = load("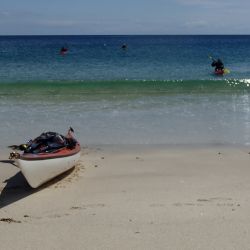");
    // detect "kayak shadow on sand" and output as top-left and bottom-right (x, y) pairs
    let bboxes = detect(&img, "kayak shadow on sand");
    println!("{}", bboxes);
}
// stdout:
(0, 159), (75, 209)
(0, 165), (33, 209)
